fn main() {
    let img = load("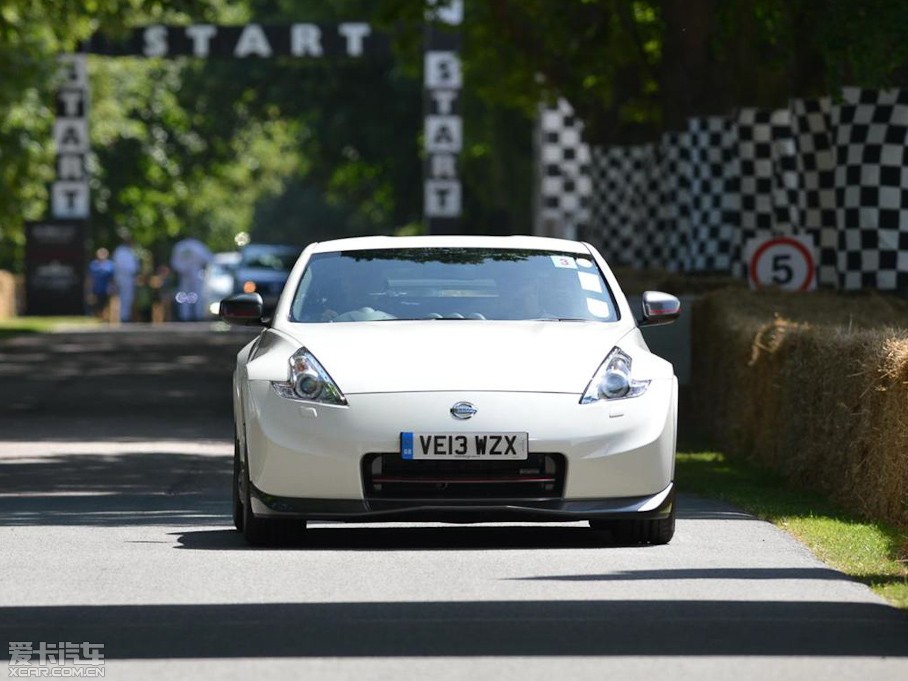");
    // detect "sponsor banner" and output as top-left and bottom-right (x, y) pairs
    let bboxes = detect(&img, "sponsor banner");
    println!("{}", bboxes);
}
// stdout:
(25, 221), (88, 315)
